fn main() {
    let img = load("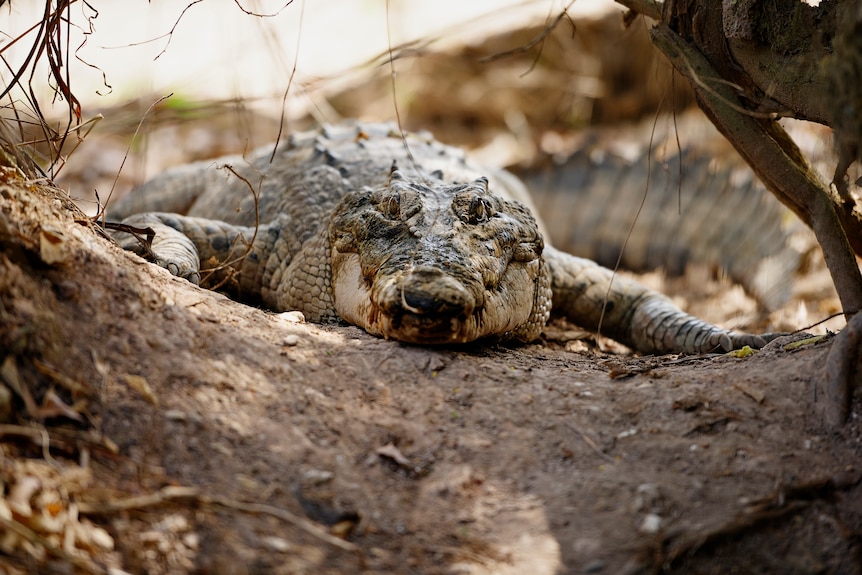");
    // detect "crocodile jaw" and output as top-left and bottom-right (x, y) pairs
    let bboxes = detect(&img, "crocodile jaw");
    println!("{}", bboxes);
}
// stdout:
(331, 252), (539, 344)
